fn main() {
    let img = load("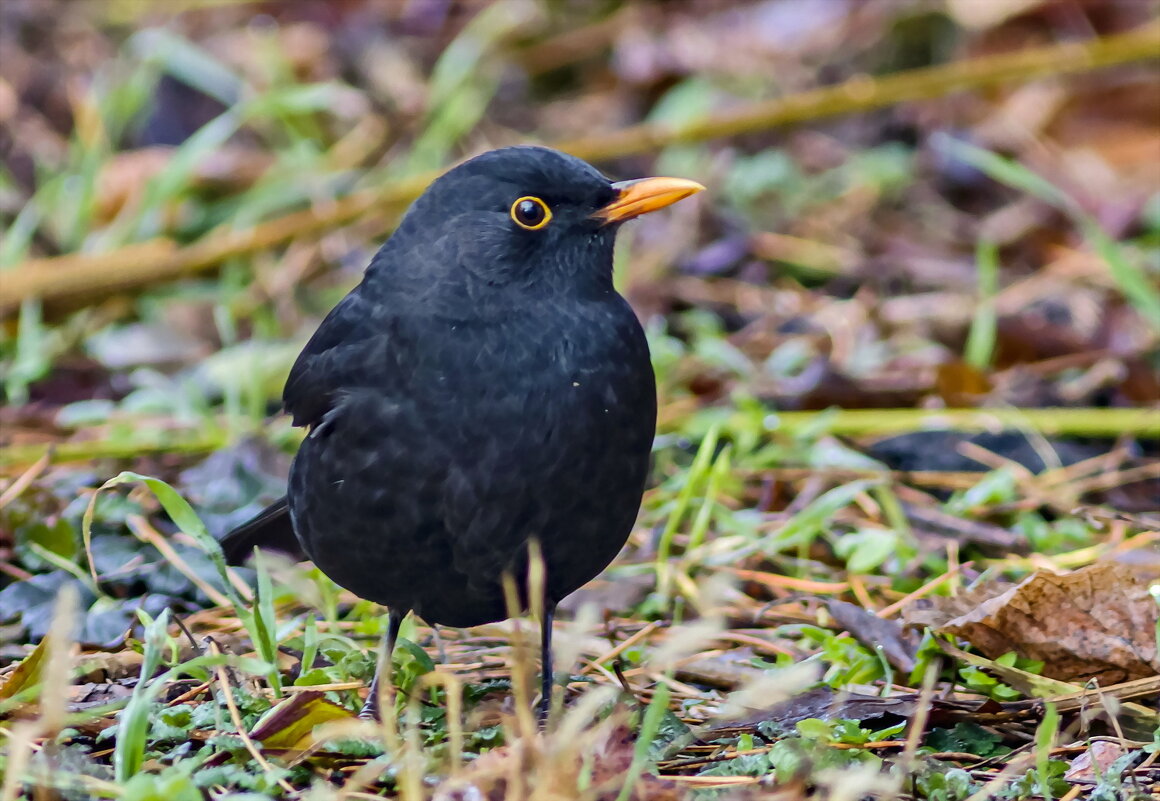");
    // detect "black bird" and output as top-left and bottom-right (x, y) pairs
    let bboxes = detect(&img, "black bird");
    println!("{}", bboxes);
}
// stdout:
(220, 146), (703, 718)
